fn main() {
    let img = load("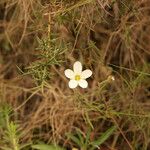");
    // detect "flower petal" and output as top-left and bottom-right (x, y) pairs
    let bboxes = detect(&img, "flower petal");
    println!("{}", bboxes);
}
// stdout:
(73, 61), (82, 74)
(65, 69), (75, 79)
(69, 80), (78, 89)
(81, 69), (92, 79)
(78, 79), (88, 88)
